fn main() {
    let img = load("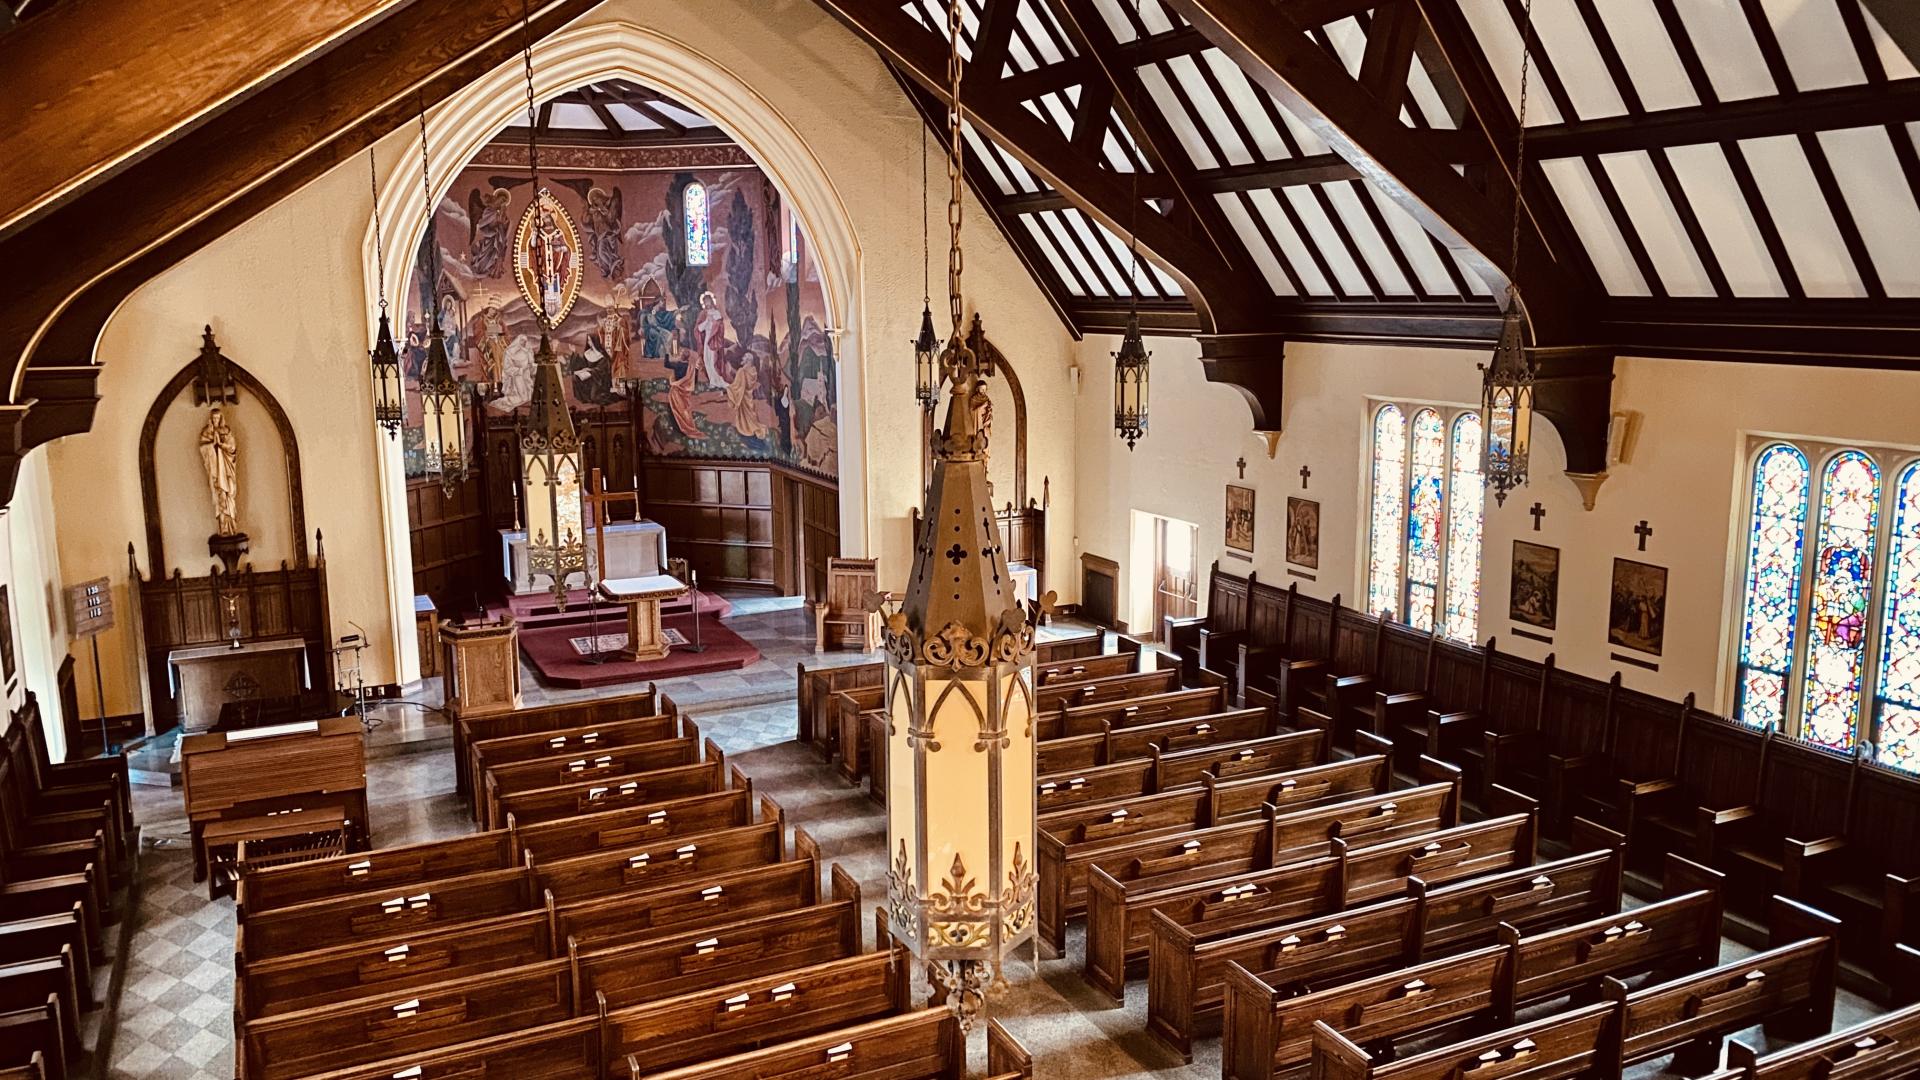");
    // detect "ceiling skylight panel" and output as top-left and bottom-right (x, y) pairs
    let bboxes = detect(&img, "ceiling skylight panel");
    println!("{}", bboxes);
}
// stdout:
(1819, 127), (1920, 295)
(1282, 188), (1373, 297)
(1088, 0), (1139, 42)
(1202, 50), (1290, 160)
(1166, 53), (1253, 166)
(1136, 64), (1220, 169)
(1018, 216), (1088, 296)
(1017, 0), (1068, 65)
(1456, 0), (1566, 125)
(962, 125), (1019, 195)
(1405, 57), (1458, 129)
(1671, 0), (1775, 101)
(1447, 248), (1495, 295)
(1663, 143), (1786, 297)
(1861, 5), (1919, 80)
(1090, 215), (1164, 296)
(1135, 0), (1175, 35)
(1319, 17), (1367, 80)
(1541, 157), (1652, 295)
(1324, 184), (1414, 296)
(1039, 211), (1114, 294)
(1039, 92), (1078, 140)
(1530, 0), (1626, 119)
(1741, 134), (1868, 297)
(1214, 194), (1295, 295)
(1594, 0), (1698, 111)
(1597, 151), (1715, 296)
(1248, 189), (1334, 296)
(1756, 0), (1865, 92)
(1148, 262), (1182, 295)
(1063, 210), (1134, 293)
(1256, 85), (1328, 156)
(548, 103), (602, 129)
(1365, 185), (1461, 296)
(606, 103), (662, 131)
